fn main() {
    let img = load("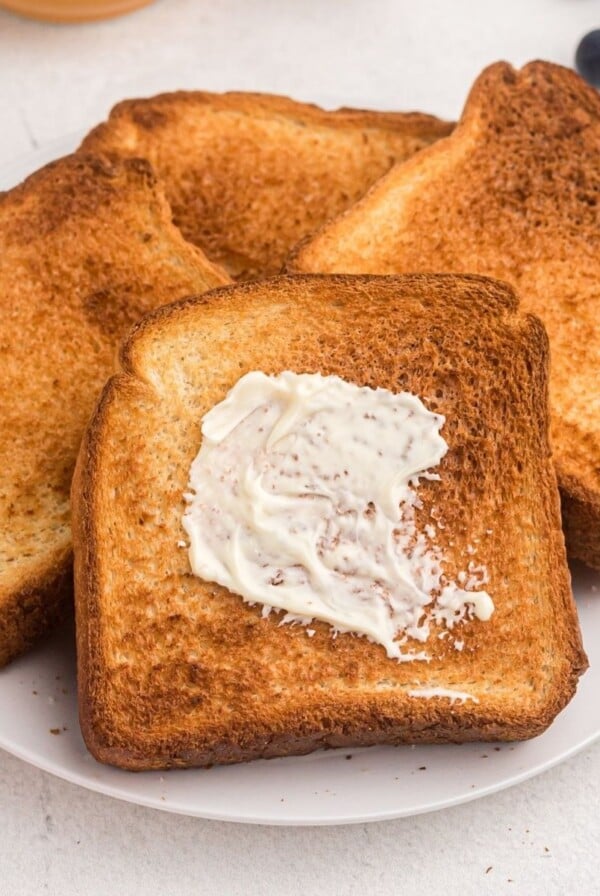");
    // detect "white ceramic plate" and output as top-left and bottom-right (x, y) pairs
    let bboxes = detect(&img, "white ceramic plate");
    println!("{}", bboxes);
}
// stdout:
(1, 138), (599, 826)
